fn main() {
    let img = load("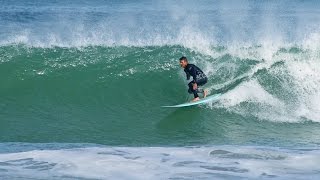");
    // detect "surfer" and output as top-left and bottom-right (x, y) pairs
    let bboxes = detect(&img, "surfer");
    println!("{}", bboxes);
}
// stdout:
(179, 56), (208, 101)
